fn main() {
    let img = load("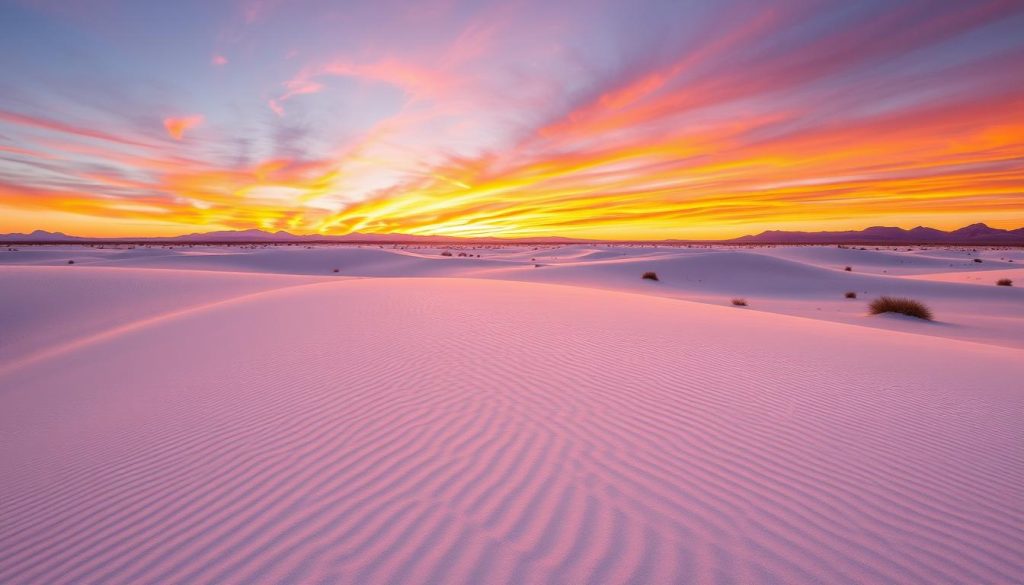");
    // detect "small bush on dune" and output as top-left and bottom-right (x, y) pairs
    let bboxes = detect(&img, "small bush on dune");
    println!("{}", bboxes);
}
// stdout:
(844, 266), (852, 272)
(642, 271), (659, 281)
(996, 278), (1013, 286)
(845, 291), (857, 299)
(332, 268), (339, 273)
(67, 260), (75, 264)
(440, 250), (453, 257)
(869, 296), (933, 321)
(731, 298), (747, 307)
(973, 258), (983, 263)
